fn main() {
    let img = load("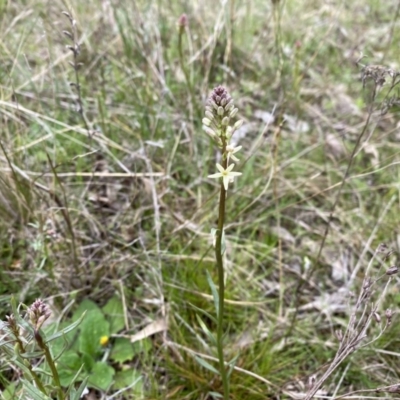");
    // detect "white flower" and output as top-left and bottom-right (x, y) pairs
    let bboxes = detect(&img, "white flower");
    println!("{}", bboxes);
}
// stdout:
(208, 163), (242, 190)
(226, 145), (242, 162)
